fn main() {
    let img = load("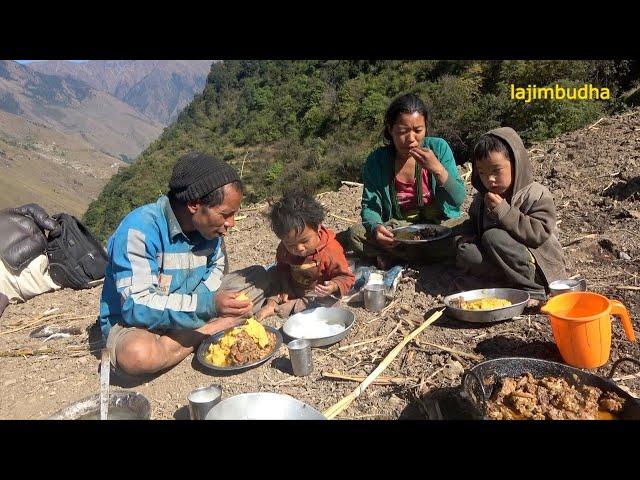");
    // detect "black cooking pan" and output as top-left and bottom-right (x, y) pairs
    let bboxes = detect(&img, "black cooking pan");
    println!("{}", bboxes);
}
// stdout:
(459, 357), (640, 420)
